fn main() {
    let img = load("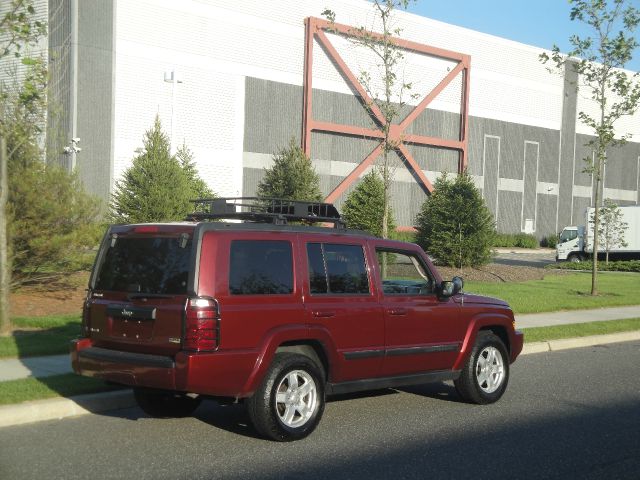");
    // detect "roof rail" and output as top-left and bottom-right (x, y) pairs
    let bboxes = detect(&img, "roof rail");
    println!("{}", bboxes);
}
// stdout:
(186, 197), (346, 228)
